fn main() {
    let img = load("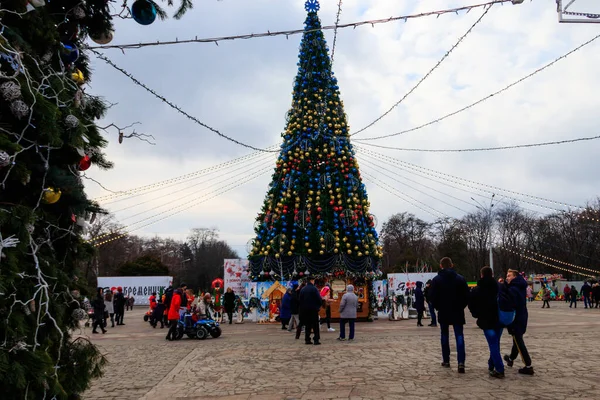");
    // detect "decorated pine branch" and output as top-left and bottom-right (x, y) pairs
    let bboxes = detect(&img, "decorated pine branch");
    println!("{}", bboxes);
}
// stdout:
(0, 1), (191, 398)
(247, 0), (383, 282)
